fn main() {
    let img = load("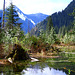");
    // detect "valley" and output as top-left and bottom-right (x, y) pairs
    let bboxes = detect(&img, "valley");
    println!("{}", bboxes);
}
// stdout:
(0, 0), (75, 75)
